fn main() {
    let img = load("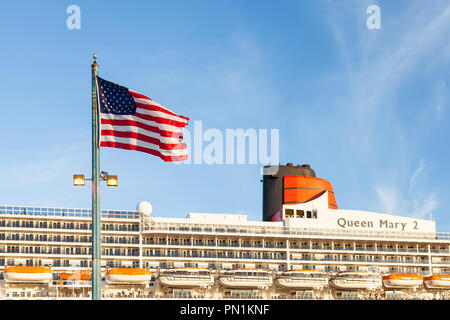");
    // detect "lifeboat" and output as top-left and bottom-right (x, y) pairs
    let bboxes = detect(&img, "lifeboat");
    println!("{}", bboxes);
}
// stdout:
(382, 273), (423, 289)
(59, 269), (91, 281)
(331, 271), (381, 290)
(423, 274), (450, 289)
(217, 269), (273, 289)
(275, 270), (328, 289)
(105, 267), (152, 285)
(3, 266), (52, 284)
(158, 268), (214, 288)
